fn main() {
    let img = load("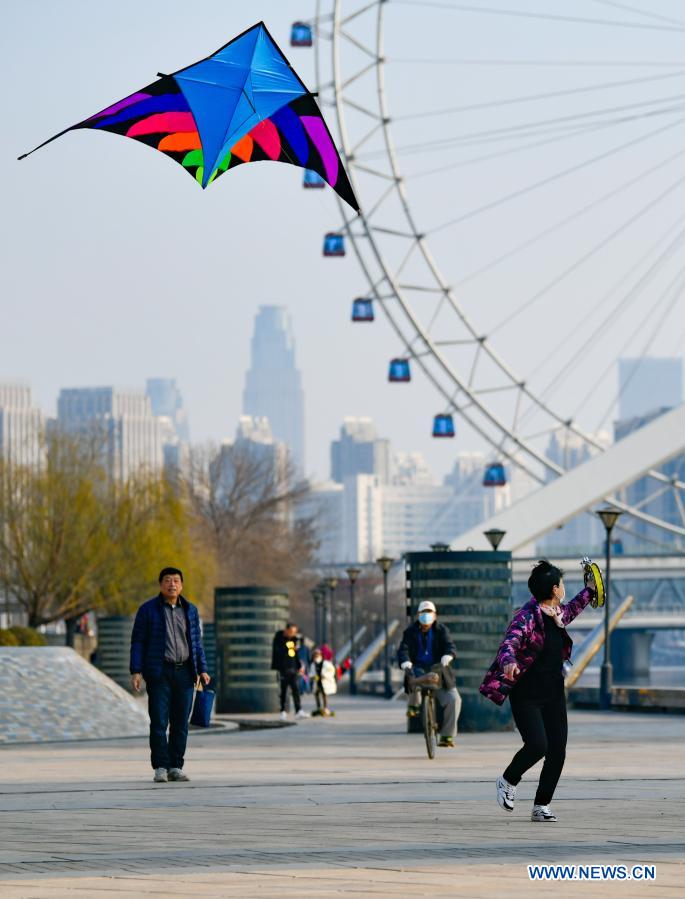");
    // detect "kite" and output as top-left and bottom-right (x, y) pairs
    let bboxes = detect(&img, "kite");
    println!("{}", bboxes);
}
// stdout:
(18, 21), (360, 212)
